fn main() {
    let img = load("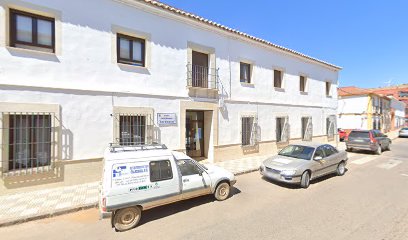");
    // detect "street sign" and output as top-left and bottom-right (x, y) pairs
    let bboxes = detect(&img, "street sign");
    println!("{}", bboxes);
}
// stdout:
(157, 113), (177, 126)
